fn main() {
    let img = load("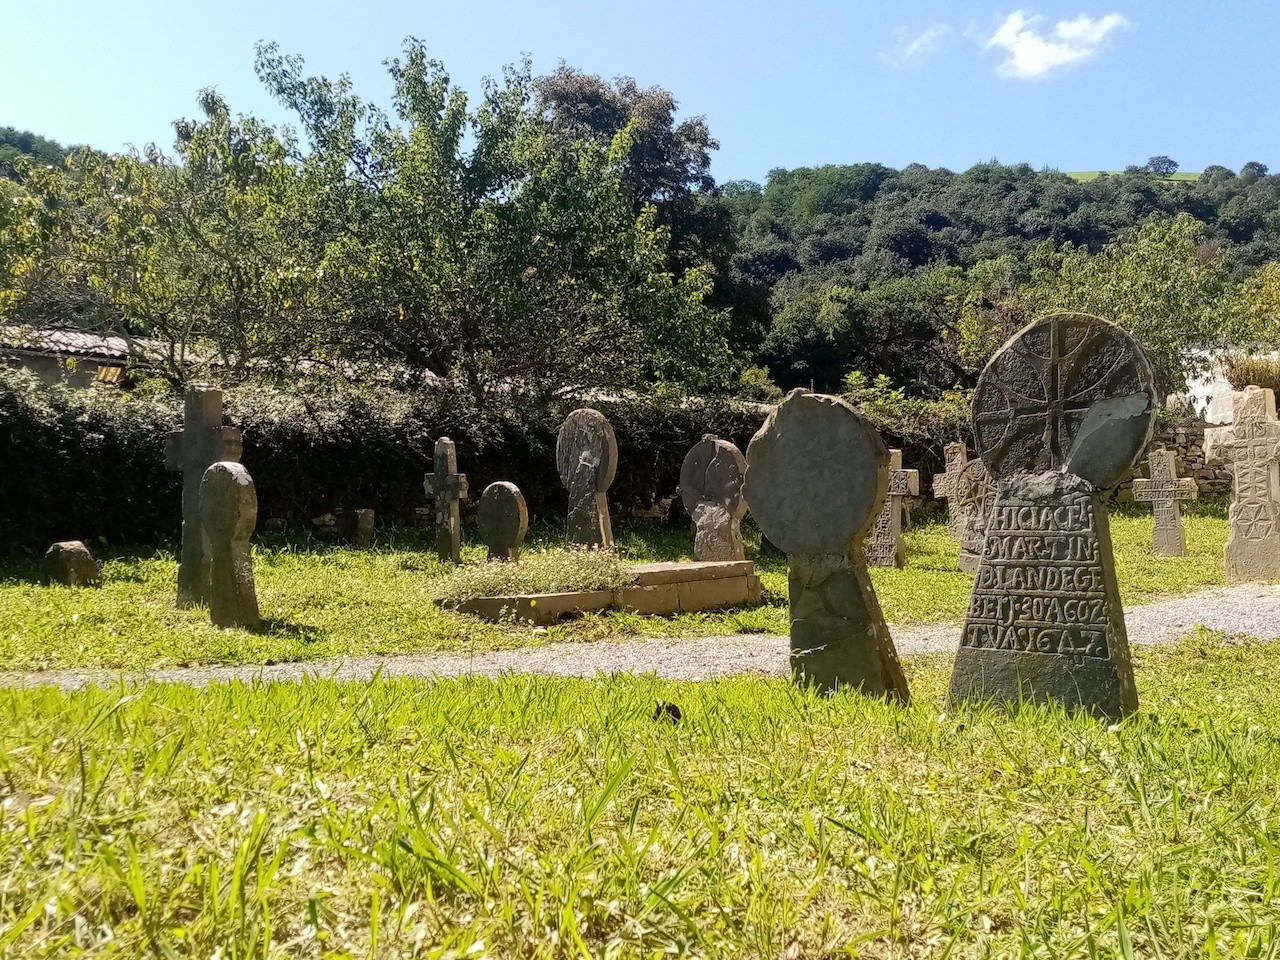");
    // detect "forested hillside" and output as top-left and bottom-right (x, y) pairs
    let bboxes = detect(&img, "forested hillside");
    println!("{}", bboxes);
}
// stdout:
(2, 44), (1278, 410)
